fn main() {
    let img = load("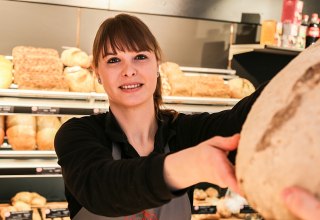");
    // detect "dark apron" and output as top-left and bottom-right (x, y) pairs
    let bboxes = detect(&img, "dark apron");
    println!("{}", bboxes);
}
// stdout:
(73, 144), (191, 220)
